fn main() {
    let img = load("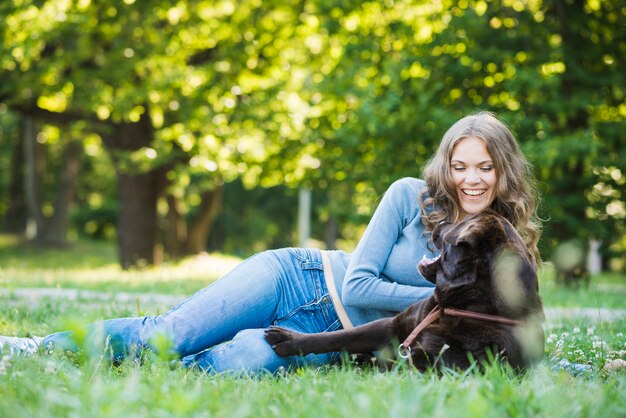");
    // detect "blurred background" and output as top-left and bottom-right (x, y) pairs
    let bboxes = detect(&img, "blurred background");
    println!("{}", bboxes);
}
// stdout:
(0, 0), (624, 276)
